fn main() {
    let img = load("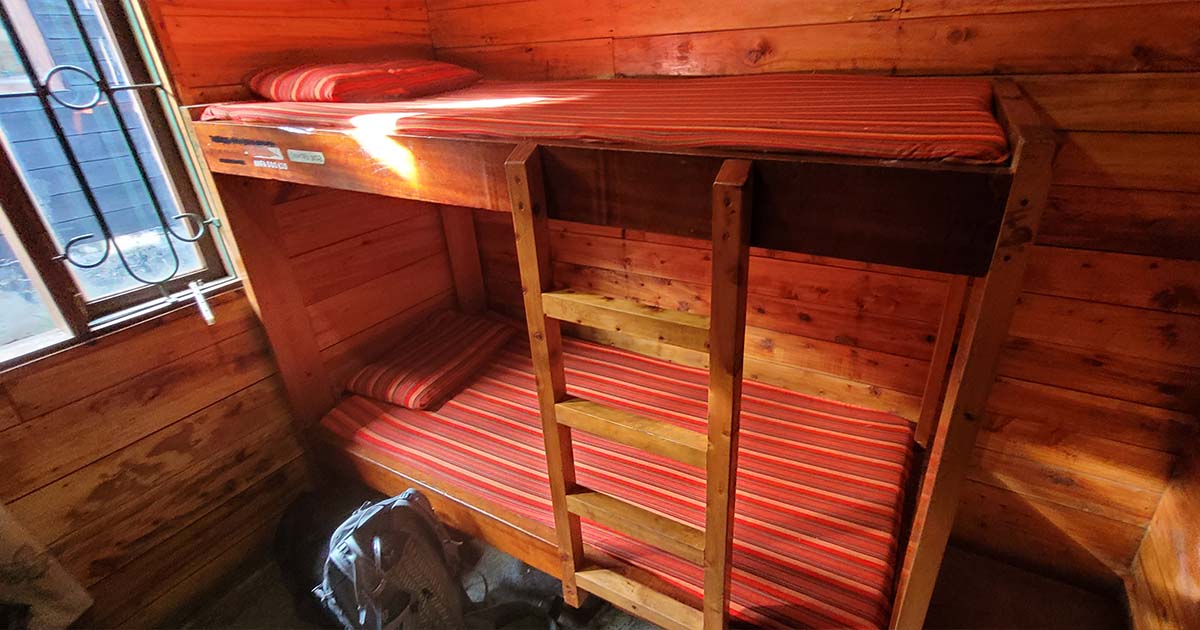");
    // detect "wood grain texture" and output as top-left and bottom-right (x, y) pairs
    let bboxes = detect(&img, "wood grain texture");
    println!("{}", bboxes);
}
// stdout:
(146, 0), (432, 103)
(1127, 447), (1200, 630)
(0, 289), (301, 625)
